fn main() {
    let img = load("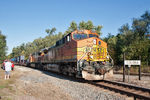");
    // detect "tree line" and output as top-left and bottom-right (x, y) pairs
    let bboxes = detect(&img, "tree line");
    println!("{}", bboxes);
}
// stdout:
(0, 31), (7, 63)
(104, 11), (150, 65)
